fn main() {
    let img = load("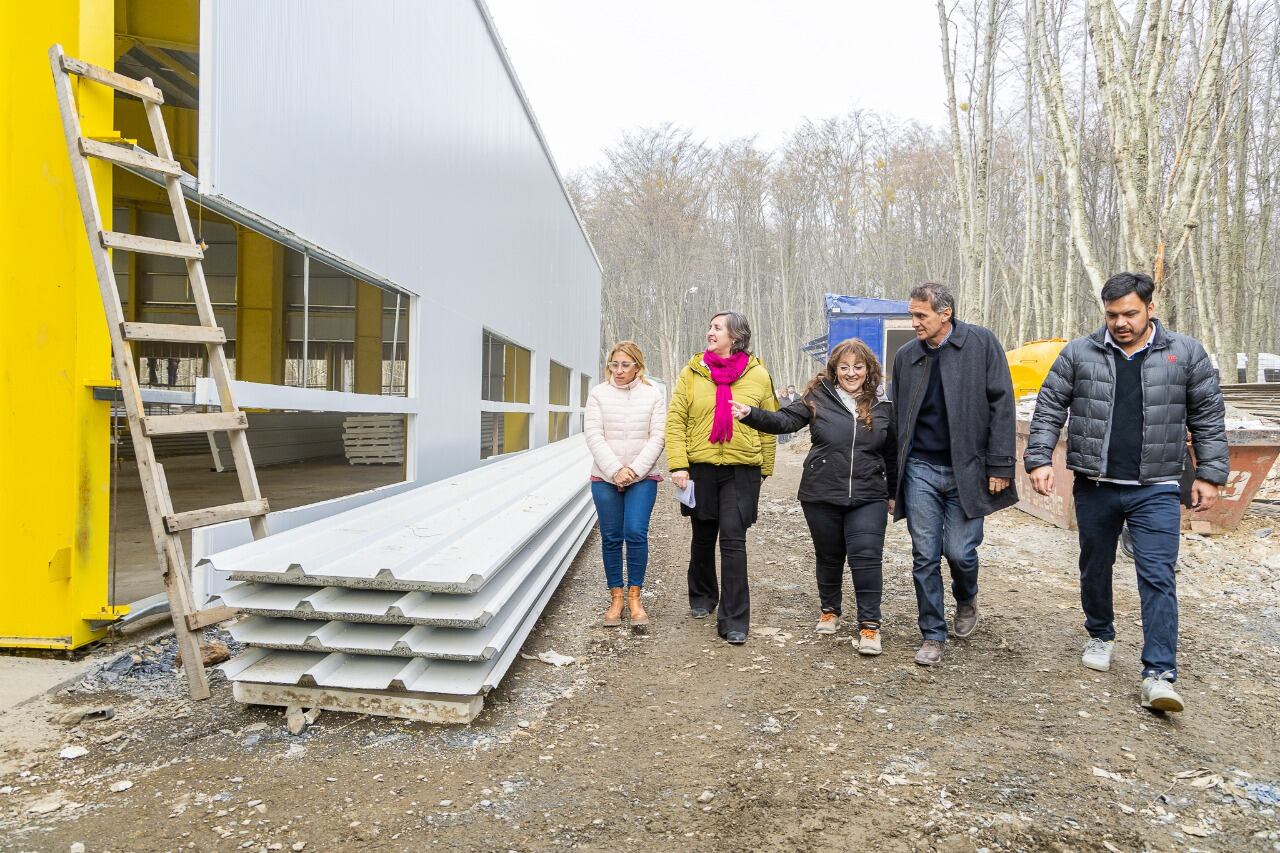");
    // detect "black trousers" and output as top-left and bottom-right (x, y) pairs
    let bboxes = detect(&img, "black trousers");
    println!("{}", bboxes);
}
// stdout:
(686, 465), (759, 638)
(800, 499), (887, 625)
